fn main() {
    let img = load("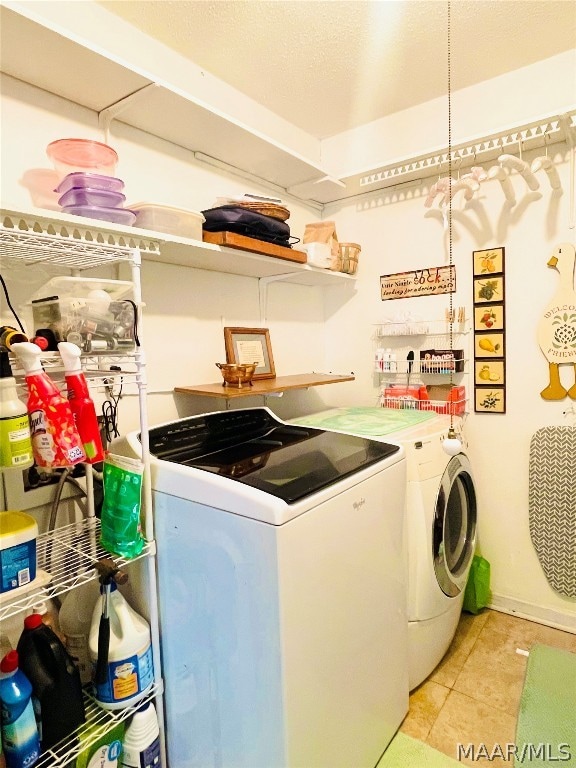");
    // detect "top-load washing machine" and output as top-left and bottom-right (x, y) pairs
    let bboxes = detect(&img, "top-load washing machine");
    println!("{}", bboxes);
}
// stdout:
(113, 406), (408, 768)
(291, 406), (478, 690)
